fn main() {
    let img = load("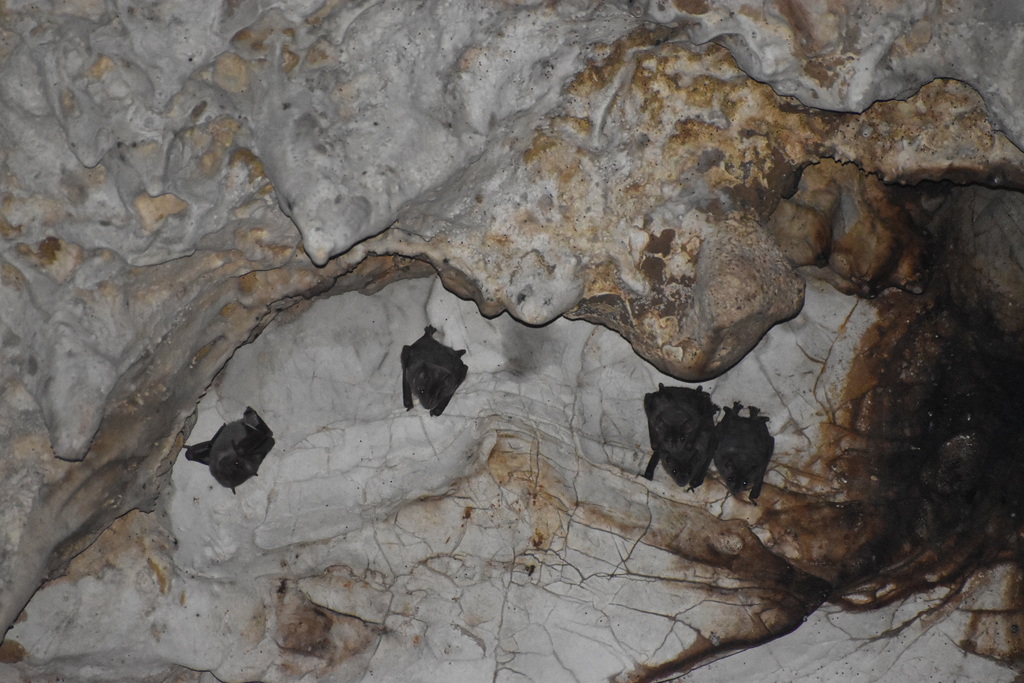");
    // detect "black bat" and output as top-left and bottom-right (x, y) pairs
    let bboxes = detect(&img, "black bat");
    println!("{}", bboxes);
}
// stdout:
(643, 384), (718, 488)
(712, 401), (774, 502)
(401, 325), (468, 417)
(184, 407), (275, 493)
